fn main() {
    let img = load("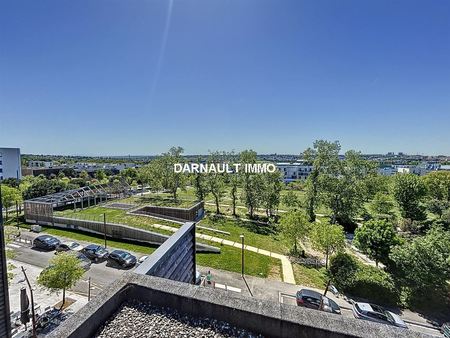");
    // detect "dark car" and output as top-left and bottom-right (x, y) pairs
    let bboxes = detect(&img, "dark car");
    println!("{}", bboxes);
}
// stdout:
(81, 244), (109, 262)
(33, 235), (61, 251)
(296, 289), (341, 315)
(107, 250), (137, 268)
